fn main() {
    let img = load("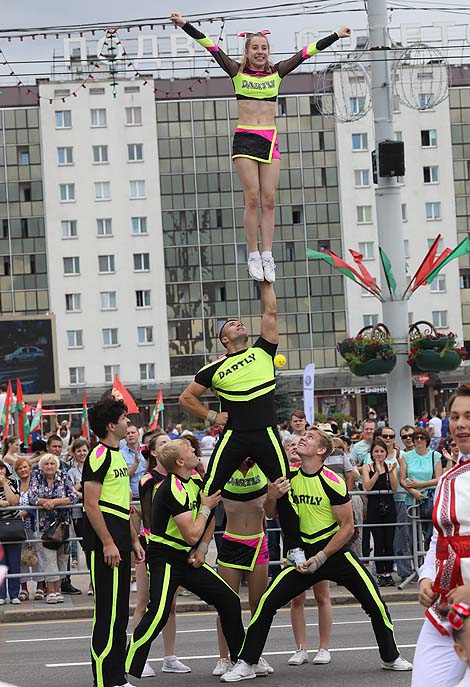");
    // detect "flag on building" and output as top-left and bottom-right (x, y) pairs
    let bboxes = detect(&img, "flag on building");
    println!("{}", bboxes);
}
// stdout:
(16, 378), (30, 444)
(81, 391), (89, 439)
(112, 375), (139, 414)
(149, 389), (164, 431)
(28, 395), (43, 442)
(1, 380), (13, 440)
